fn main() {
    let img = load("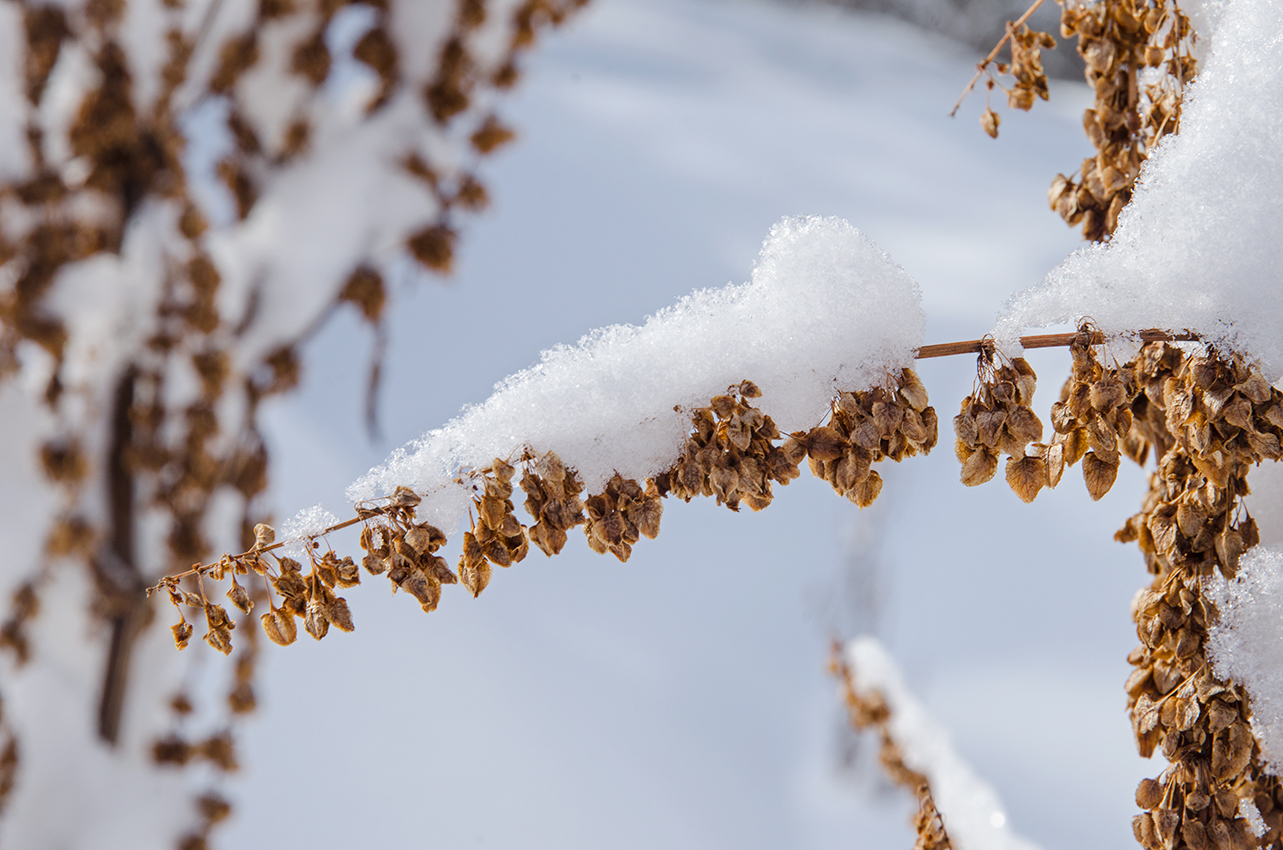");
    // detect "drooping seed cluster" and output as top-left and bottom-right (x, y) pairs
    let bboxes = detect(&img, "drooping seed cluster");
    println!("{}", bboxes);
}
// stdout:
(964, 0), (1197, 241)
(1049, 0), (1198, 240)
(980, 25), (1056, 138)
(520, 451), (587, 557)
(830, 647), (953, 850)
(655, 380), (799, 512)
(1113, 343), (1283, 849)
(1045, 333), (1133, 500)
(954, 355), (1044, 498)
(952, 334), (1144, 503)
(582, 475), (663, 563)
(796, 369), (938, 508)
(459, 460), (530, 594)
